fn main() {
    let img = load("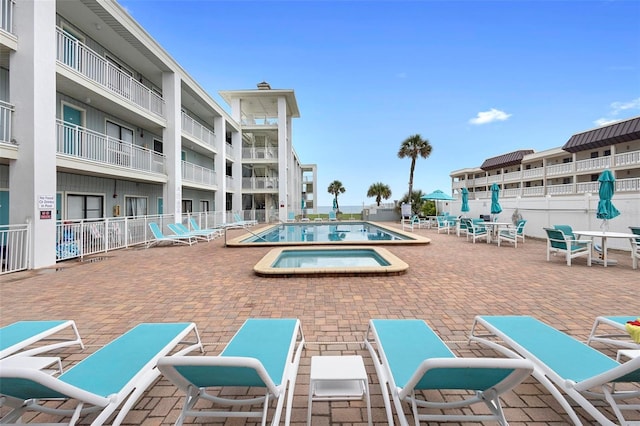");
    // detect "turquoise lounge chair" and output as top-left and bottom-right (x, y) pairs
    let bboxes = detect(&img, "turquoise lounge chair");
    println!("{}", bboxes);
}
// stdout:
(233, 213), (257, 227)
(364, 319), (533, 425)
(587, 315), (640, 349)
(147, 222), (196, 247)
(470, 315), (640, 425)
(158, 318), (305, 426)
(0, 322), (203, 426)
(189, 217), (224, 239)
(169, 223), (216, 242)
(544, 227), (592, 266)
(0, 320), (84, 359)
